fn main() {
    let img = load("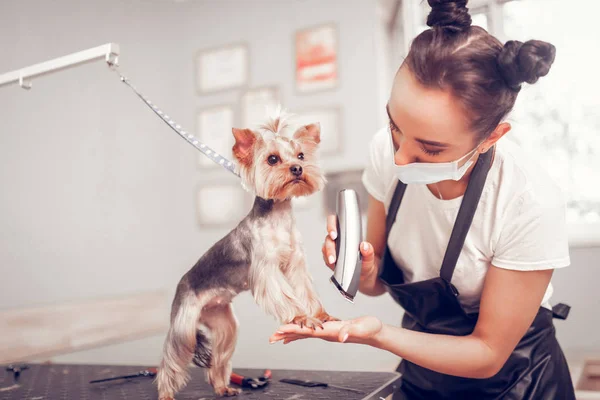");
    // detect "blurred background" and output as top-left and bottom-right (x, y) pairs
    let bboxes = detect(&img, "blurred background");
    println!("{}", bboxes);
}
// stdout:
(0, 0), (598, 384)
